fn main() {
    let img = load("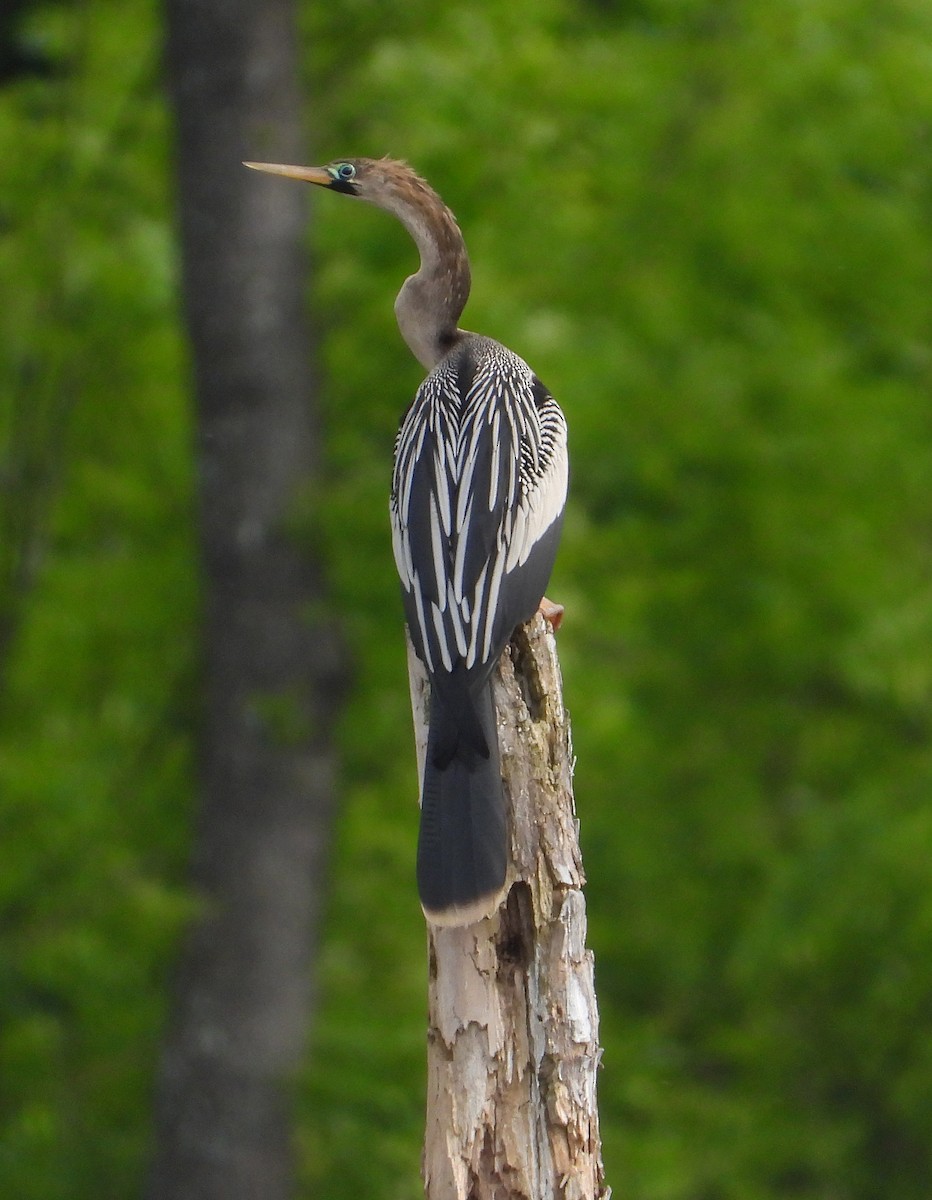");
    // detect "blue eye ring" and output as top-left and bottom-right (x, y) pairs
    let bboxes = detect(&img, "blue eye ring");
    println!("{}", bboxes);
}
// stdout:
(333, 162), (356, 182)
